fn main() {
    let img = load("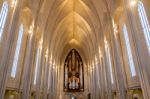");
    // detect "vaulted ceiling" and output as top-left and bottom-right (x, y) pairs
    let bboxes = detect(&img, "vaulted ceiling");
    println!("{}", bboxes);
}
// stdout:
(31, 0), (117, 65)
